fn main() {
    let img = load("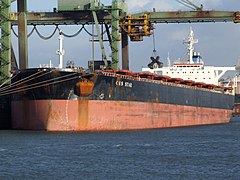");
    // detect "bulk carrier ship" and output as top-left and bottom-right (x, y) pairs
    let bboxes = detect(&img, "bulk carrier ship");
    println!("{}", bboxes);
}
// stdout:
(2, 28), (234, 131)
